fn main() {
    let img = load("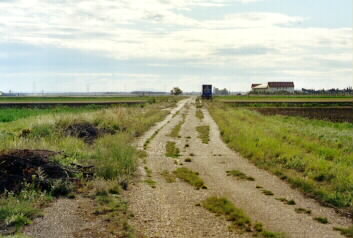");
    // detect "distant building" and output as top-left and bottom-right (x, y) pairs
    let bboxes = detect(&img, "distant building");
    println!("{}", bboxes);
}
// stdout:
(251, 82), (295, 94)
